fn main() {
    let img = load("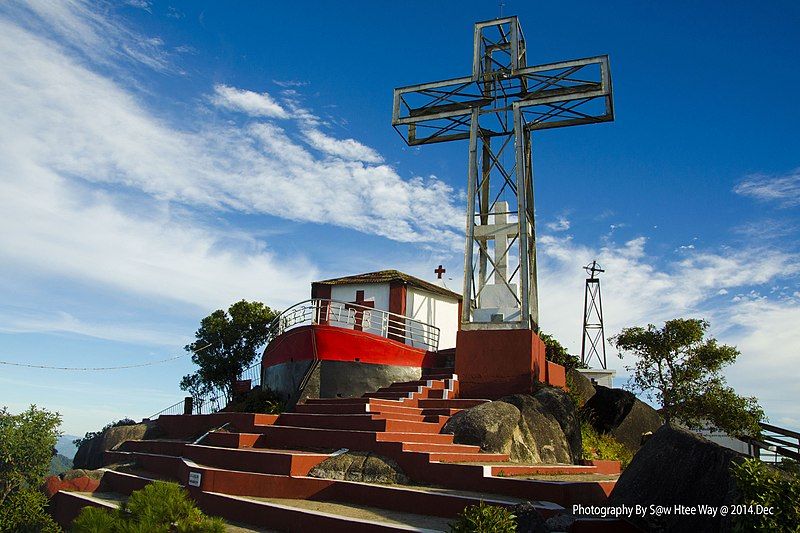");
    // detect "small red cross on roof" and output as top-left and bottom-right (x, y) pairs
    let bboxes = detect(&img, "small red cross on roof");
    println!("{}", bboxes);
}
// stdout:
(434, 265), (446, 279)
